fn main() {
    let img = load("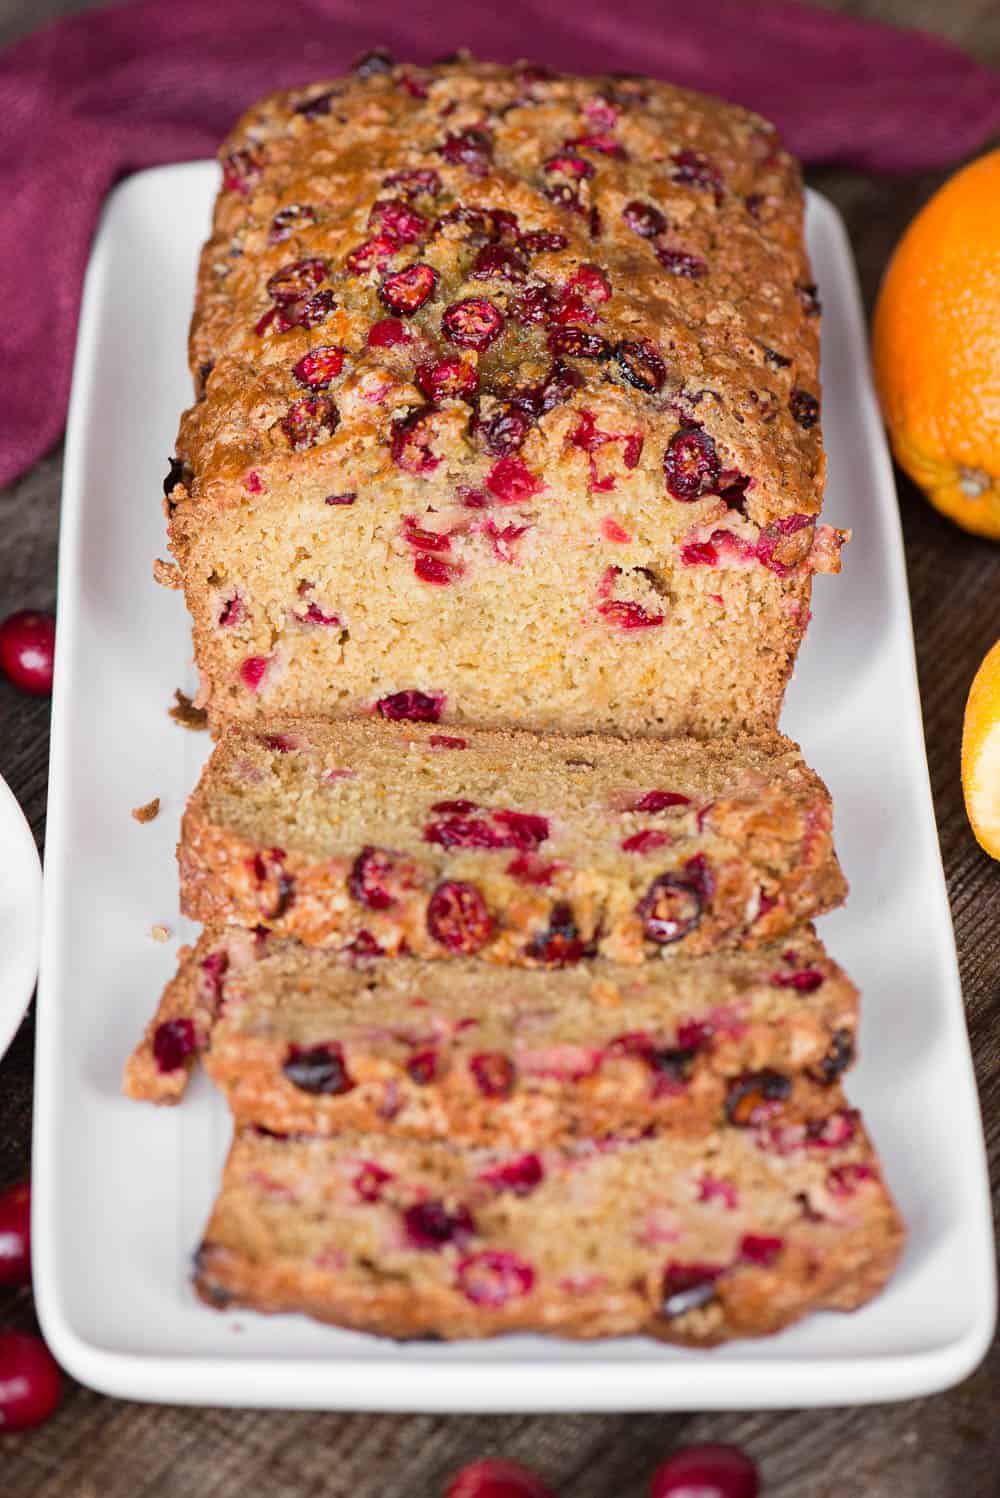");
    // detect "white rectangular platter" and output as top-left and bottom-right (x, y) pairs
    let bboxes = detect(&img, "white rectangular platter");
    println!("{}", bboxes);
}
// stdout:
(34, 162), (996, 1411)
